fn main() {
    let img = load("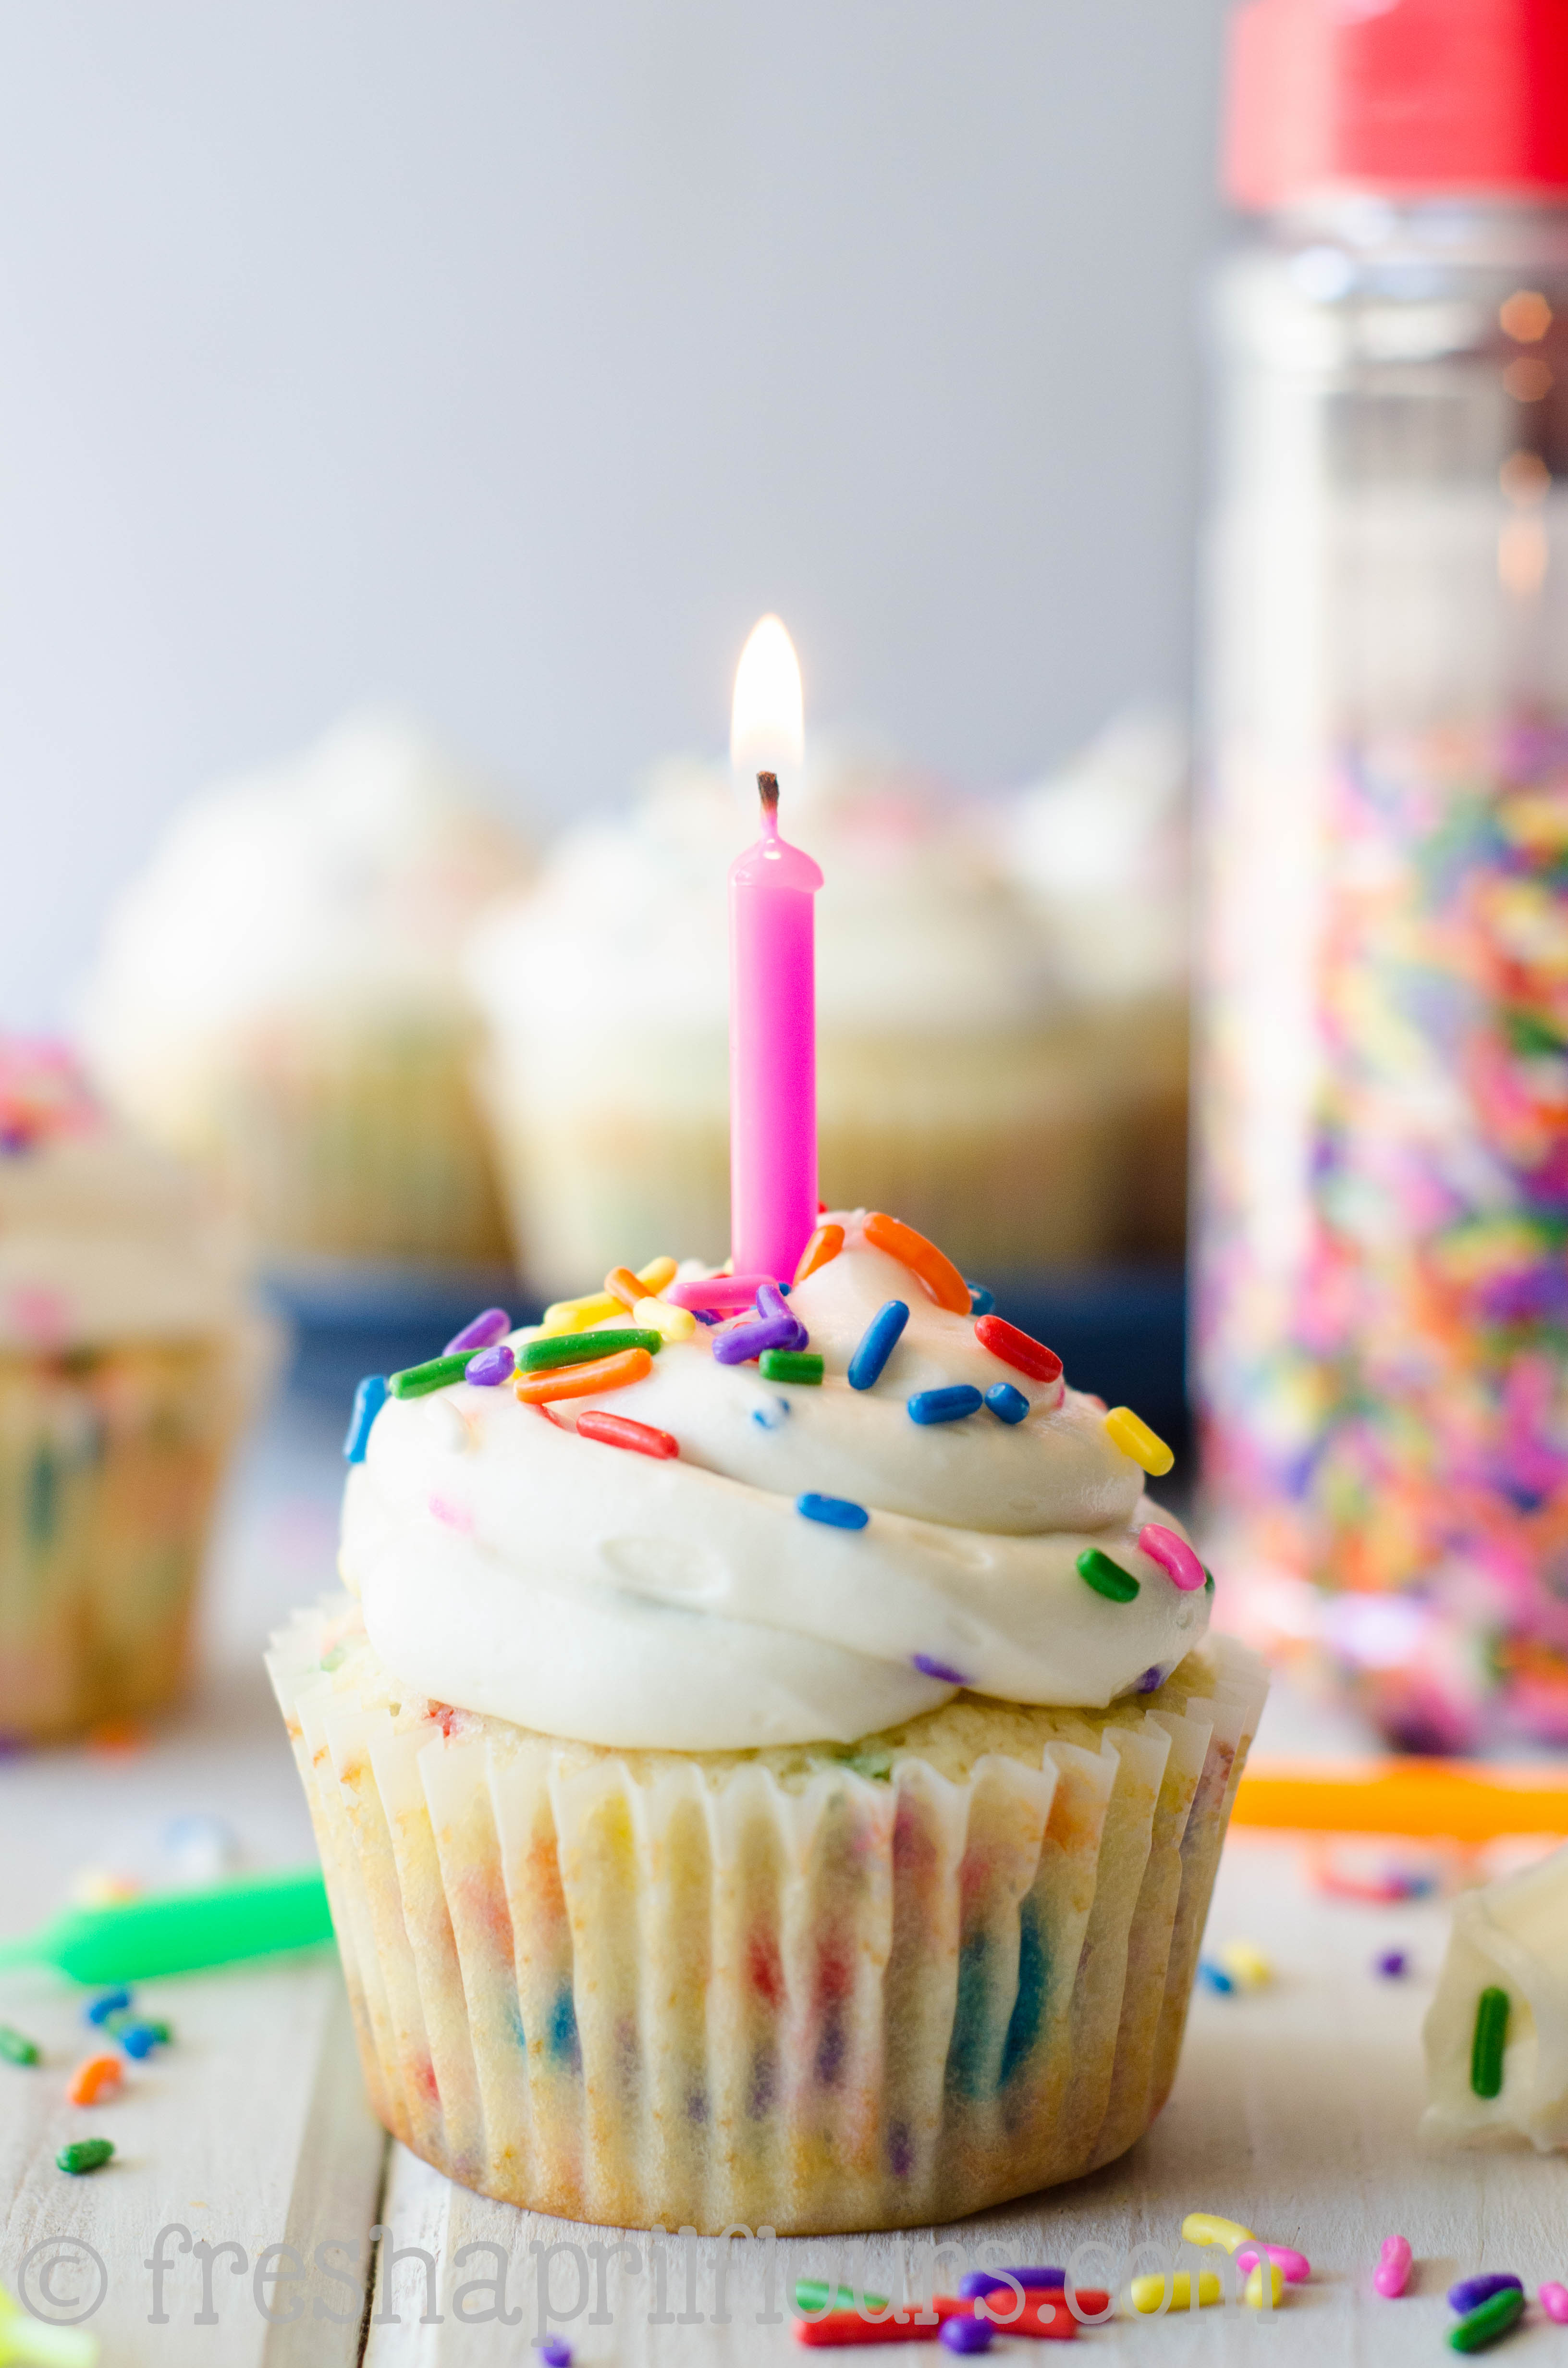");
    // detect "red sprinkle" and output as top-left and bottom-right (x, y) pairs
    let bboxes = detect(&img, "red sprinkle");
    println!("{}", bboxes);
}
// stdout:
(576, 1411), (679, 1460)
(974, 1314), (1063, 1384)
